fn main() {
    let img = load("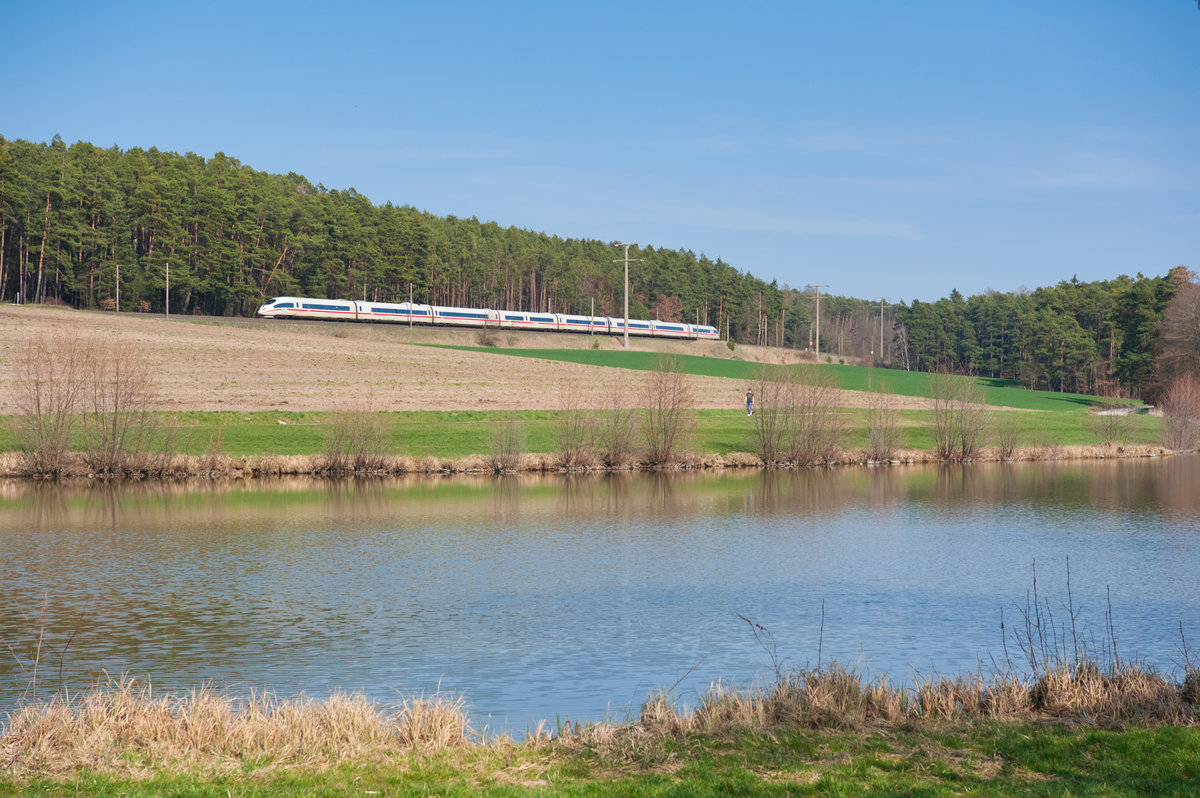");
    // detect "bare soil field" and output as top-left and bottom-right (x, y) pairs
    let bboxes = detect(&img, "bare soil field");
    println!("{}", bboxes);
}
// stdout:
(0, 305), (937, 414)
